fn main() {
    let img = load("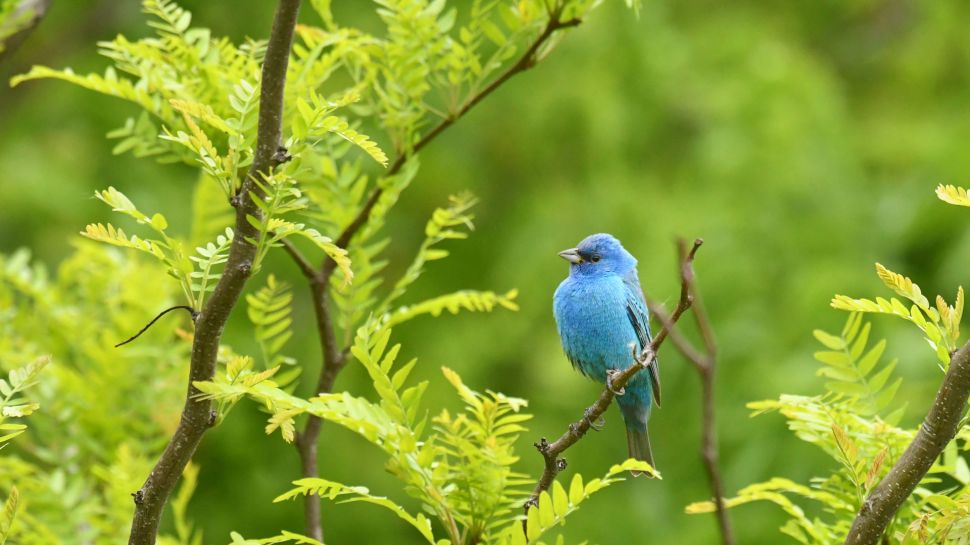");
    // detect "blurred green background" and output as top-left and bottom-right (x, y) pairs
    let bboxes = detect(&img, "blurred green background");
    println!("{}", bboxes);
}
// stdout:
(4, 0), (970, 543)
